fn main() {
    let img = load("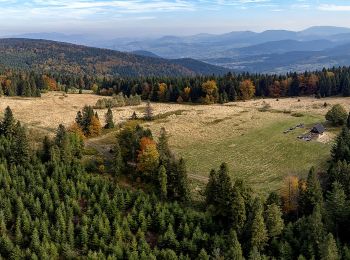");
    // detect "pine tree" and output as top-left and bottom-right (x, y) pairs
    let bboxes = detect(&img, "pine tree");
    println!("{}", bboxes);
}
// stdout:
(331, 127), (350, 163)
(75, 111), (83, 127)
(227, 230), (243, 260)
(144, 100), (153, 121)
(158, 165), (167, 200)
(55, 124), (67, 148)
(157, 127), (172, 165)
(113, 142), (124, 177)
(30, 228), (40, 253)
(231, 189), (246, 233)
(42, 136), (52, 162)
(249, 246), (262, 260)
(205, 163), (233, 218)
(176, 158), (190, 202)
(105, 107), (115, 129)
(250, 198), (268, 251)
(325, 182), (347, 239)
(342, 76), (350, 97)
(1, 106), (15, 136)
(300, 167), (323, 215)
(12, 122), (30, 165)
(319, 233), (339, 260)
(265, 203), (284, 238)
(197, 248), (209, 260)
